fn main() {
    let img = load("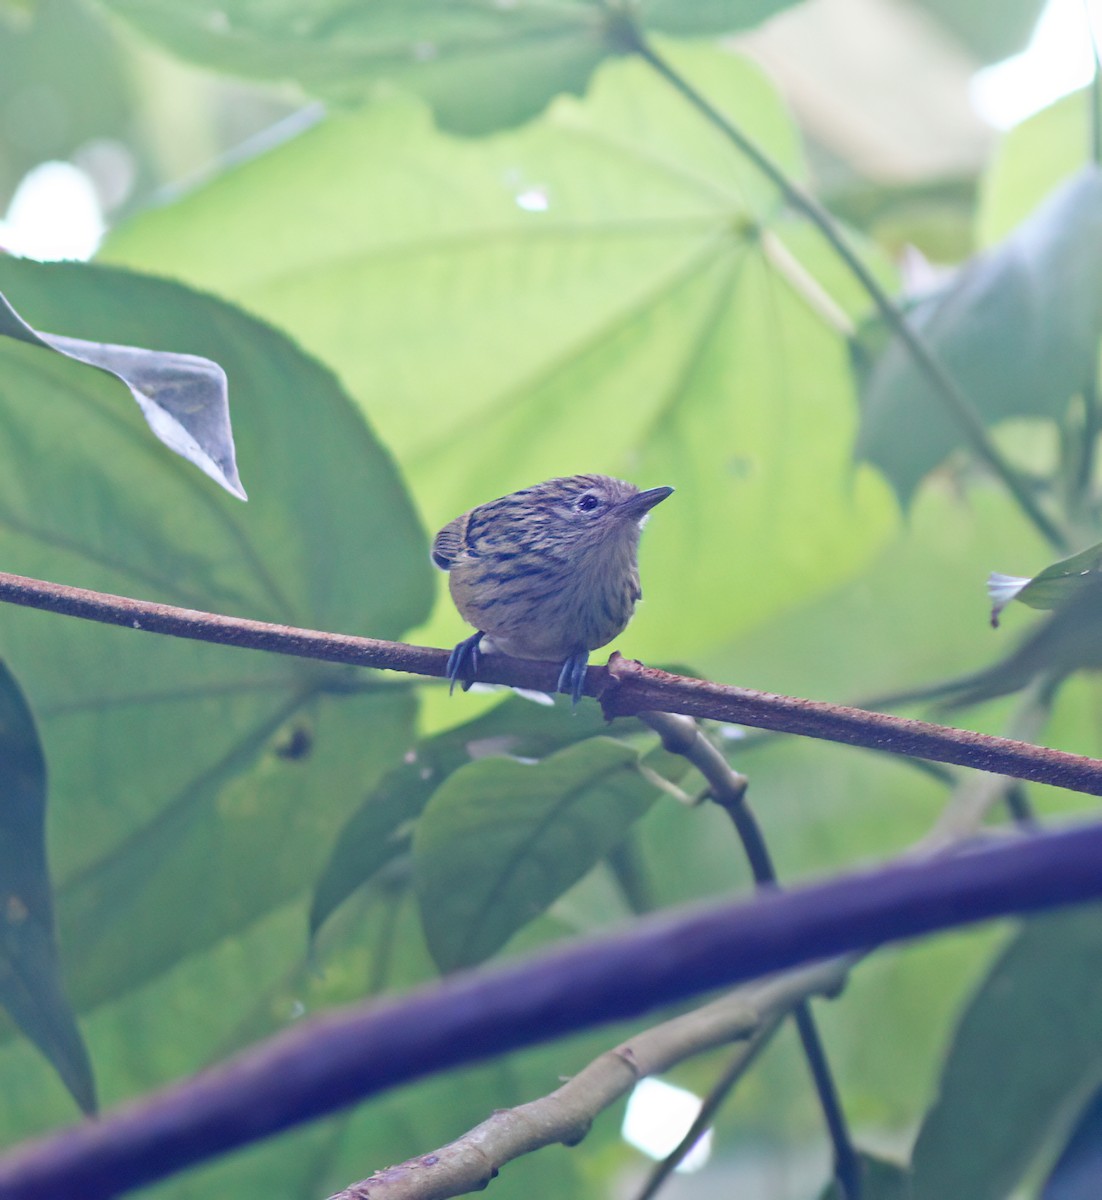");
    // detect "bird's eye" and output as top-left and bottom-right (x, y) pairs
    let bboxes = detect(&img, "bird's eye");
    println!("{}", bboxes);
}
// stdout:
(576, 493), (601, 513)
